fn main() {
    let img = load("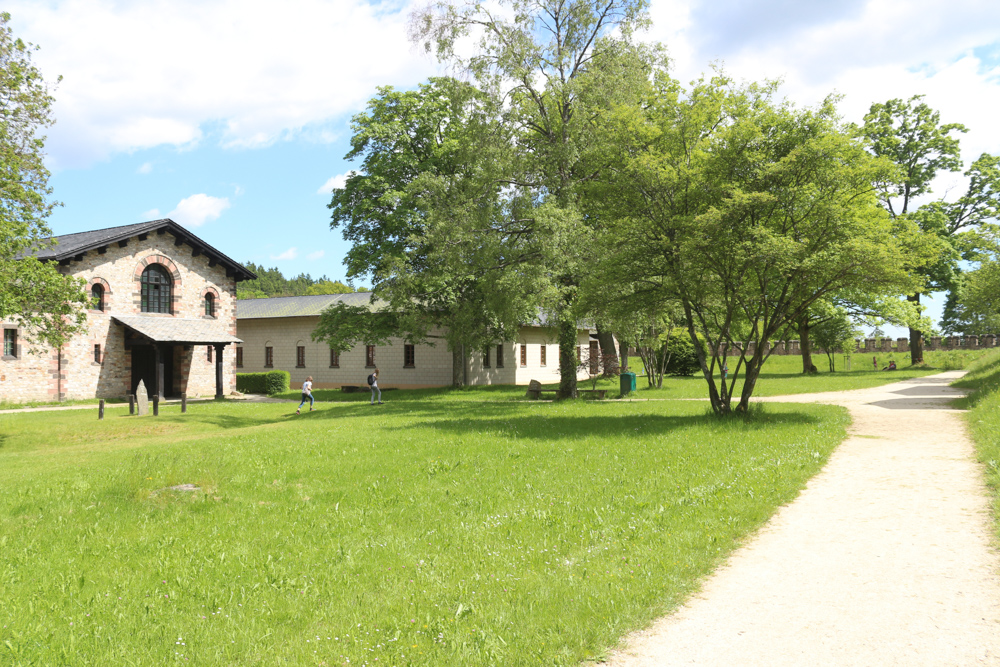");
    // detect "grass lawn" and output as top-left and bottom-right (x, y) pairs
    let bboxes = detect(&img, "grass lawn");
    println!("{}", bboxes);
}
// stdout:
(951, 348), (1000, 541)
(280, 349), (985, 405)
(1, 395), (848, 665)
